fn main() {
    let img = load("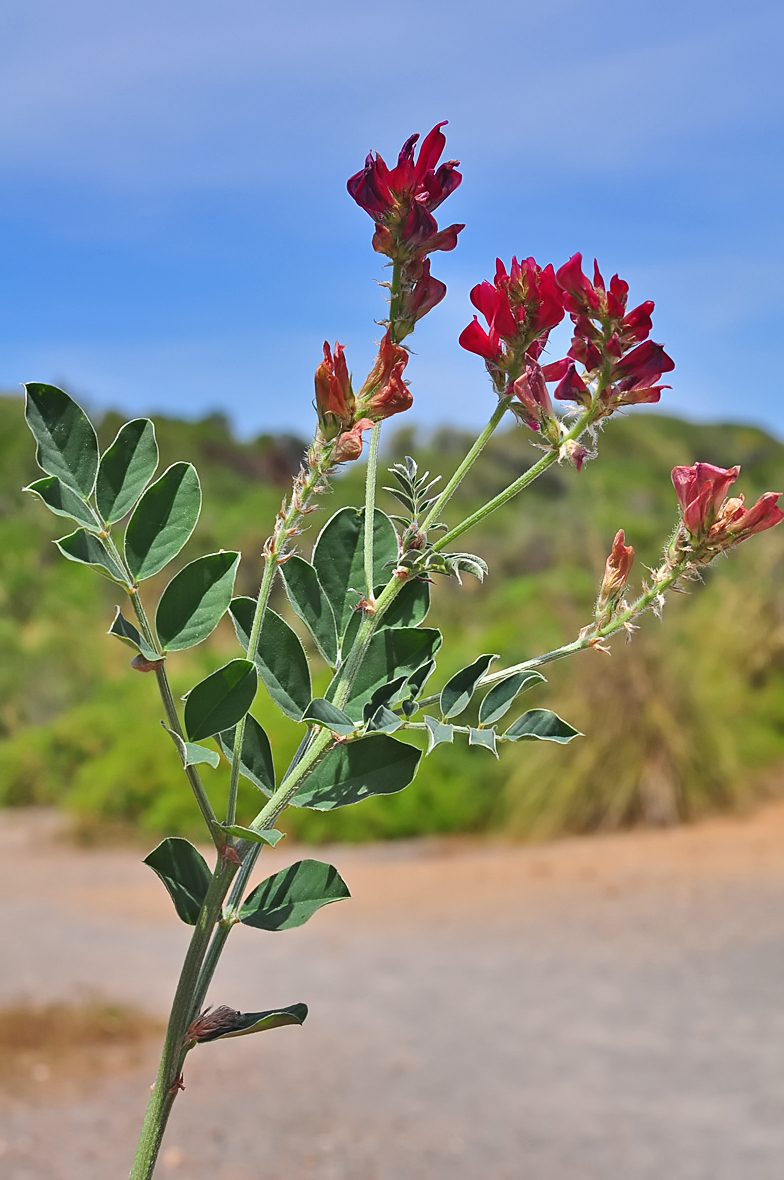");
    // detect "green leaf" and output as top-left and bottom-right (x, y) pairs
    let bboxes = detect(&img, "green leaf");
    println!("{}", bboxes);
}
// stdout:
(55, 529), (128, 585)
(361, 675), (408, 722)
(96, 418), (158, 523)
(301, 698), (356, 736)
(312, 507), (398, 636)
(230, 598), (311, 721)
(381, 579), (431, 628)
(203, 1004), (308, 1040)
(406, 659), (436, 699)
(183, 658), (257, 742)
(216, 715), (275, 795)
(124, 462), (201, 581)
(367, 706), (403, 733)
(292, 733), (421, 810)
(240, 859), (351, 930)
(469, 727), (498, 757)
(143, 837), (211, 925)
(24, 383), (99, 496)
(107, 607), (160, 661)
(24, 476), (99, 531)
(342, 627), (442, 716)
(423, 716), (454, 752)
(156, 551), (240, 651)
(478, 670), (546, 727)
(440, 653), (498, 719)
(162, 724), (221, 769)
(279, 555), (338, 666)
(220, 825), (284, 847)
(503, 708), (582, 744)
